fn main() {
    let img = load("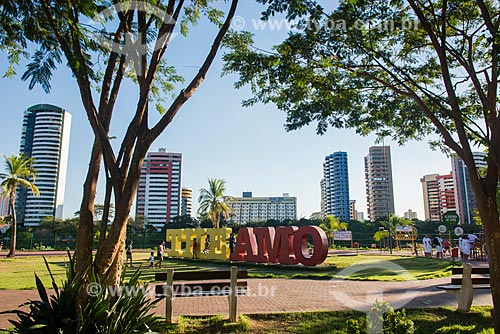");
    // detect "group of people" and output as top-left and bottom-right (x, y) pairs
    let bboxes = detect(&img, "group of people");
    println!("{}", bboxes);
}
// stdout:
(458, 233), (480, 260)
(422, 233), (480, 260)
(125, 232), (238, 268)
(422, 235), (447, 258)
